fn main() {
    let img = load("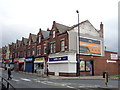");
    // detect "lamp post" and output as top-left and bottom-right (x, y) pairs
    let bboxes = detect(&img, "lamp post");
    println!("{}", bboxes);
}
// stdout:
(76, 10), (80, 76)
